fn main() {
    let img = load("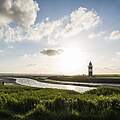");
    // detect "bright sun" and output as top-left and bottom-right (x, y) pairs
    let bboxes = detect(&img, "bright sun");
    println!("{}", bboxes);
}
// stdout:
(58, 47), (86, 75)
